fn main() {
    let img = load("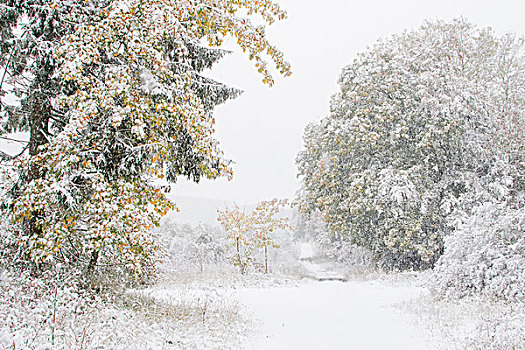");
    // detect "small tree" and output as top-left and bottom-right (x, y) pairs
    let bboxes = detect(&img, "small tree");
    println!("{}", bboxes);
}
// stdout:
(217, 206), (253, 274)
(251, 199), (291, 273)
(217, 199), (291, 274)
